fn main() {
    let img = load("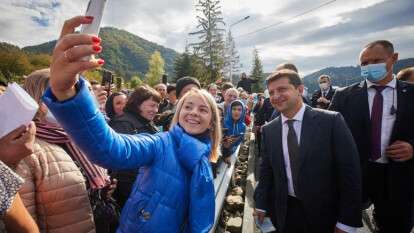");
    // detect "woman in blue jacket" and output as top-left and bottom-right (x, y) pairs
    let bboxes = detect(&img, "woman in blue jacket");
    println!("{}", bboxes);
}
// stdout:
(42, 16), (222, 233)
